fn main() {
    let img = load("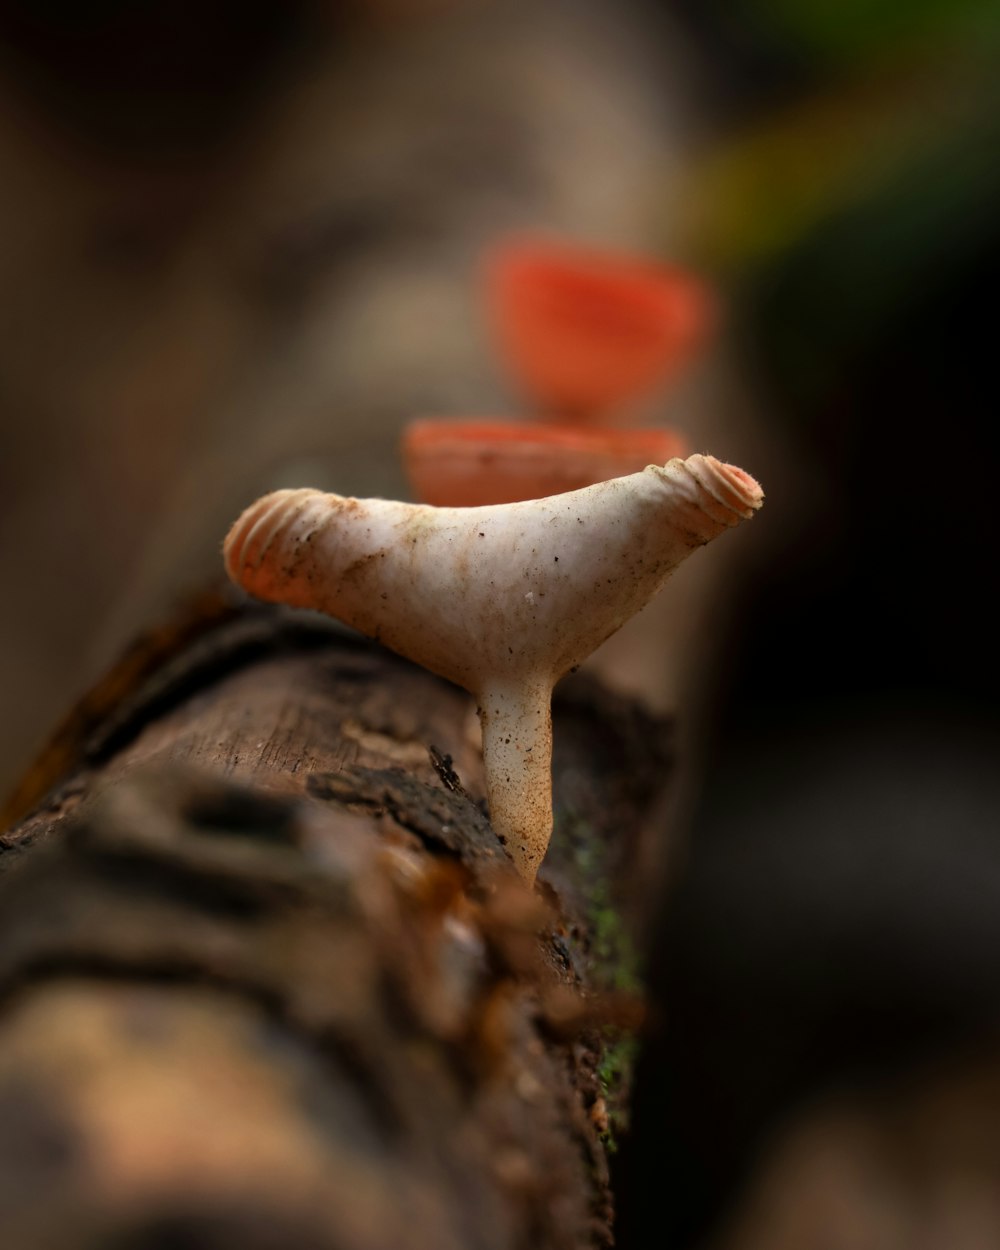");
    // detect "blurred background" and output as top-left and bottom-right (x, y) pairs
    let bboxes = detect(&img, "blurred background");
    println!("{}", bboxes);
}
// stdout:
(1, 1), (999, 1246)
